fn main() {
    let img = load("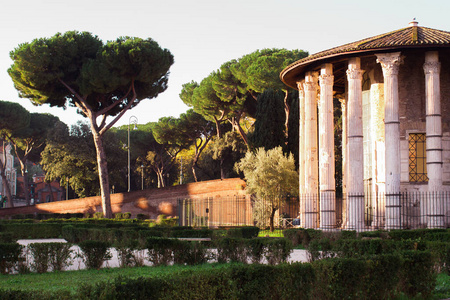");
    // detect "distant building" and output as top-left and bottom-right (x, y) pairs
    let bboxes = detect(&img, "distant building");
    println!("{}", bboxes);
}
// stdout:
(0, 142), (17, 202)
(280, 21), (450, 230)
(16, 173), (64, 204)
